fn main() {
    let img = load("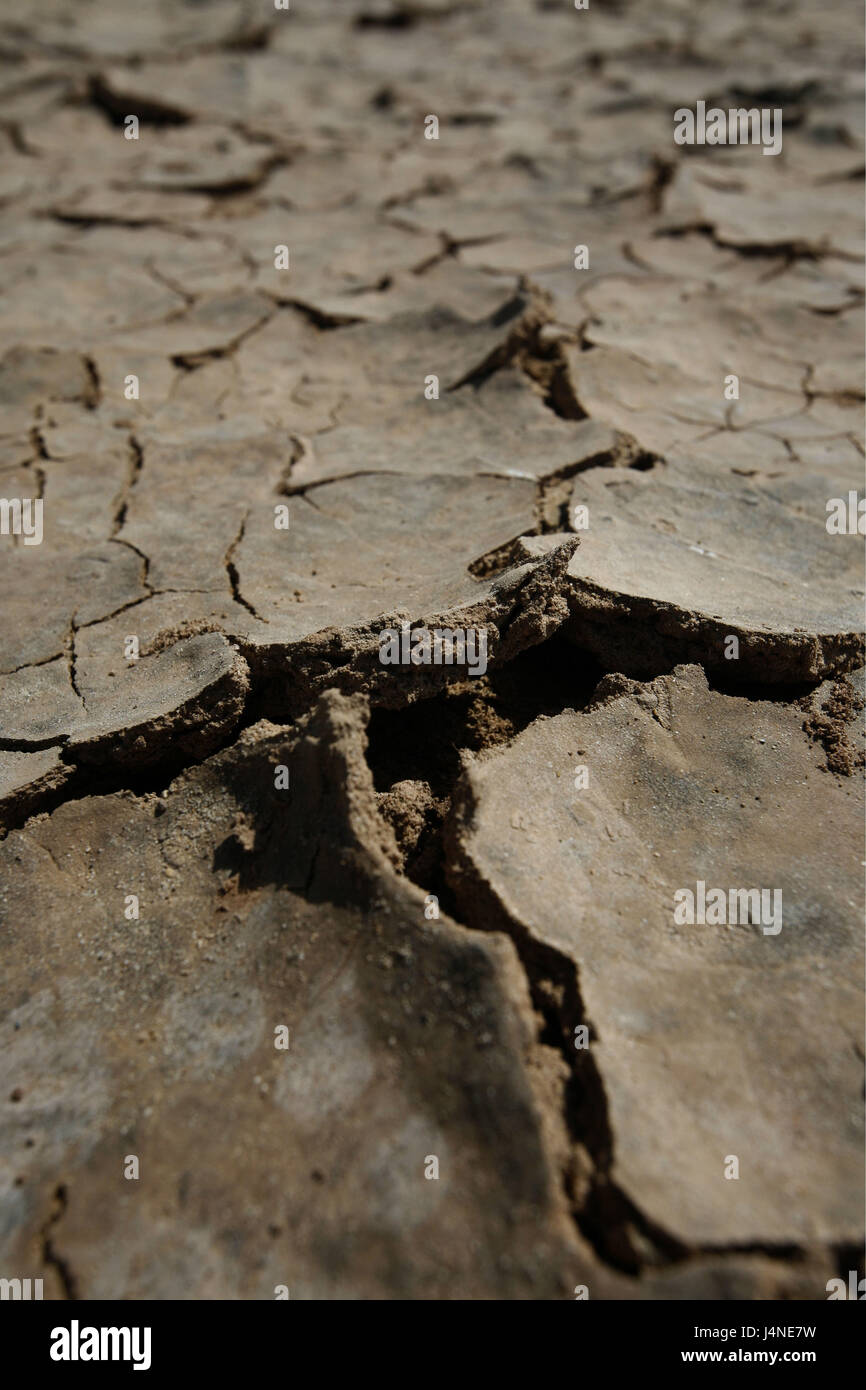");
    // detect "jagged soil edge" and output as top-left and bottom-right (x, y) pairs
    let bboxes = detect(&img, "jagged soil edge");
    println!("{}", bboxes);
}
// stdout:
(0, 541), (579, 837)
(3, 530), (863, 837)
(562, 577), (865, 685)
(249, 534), (581, 713)
(285, 689), (600, 1261)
